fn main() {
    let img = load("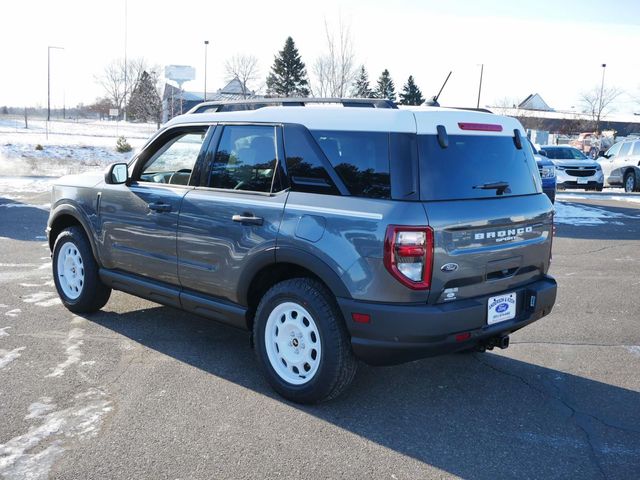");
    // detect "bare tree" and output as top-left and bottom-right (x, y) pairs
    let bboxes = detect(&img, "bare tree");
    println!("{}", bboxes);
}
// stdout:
(580, 85), (623, 133)
(491, 96), (519, 115)
(225, 54), (260, 99)
(312, 18), (357, 98)
(96, 57), (155, 119)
